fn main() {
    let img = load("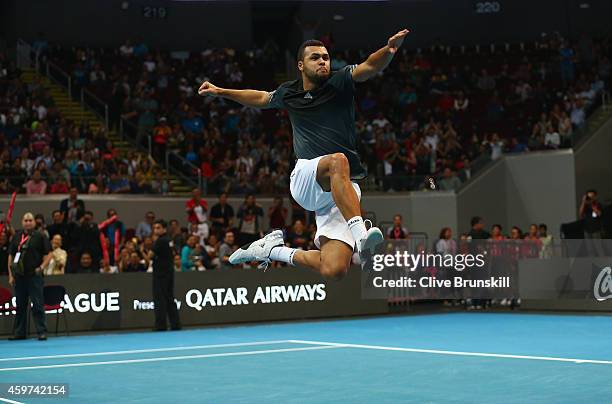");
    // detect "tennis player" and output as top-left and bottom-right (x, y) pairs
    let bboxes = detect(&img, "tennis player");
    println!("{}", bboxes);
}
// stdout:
(199, 29), (410, 279)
